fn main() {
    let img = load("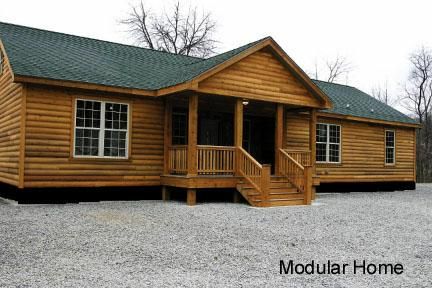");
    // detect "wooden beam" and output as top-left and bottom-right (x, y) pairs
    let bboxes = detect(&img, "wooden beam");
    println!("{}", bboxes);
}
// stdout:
(162, 186), (170, 201)
(275, 103), (284, 175)
(304, 166), (313, 205)
(187, 188), (196, 206)
(187, 94), (198, 176)
(261, 164), (271, 207)
(233, 191), (241, 203)
(309, 108), (317, 172)
(234, 99), (243, 175)
(234, 99), (244, 147)
(163, 98), (172, 175)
